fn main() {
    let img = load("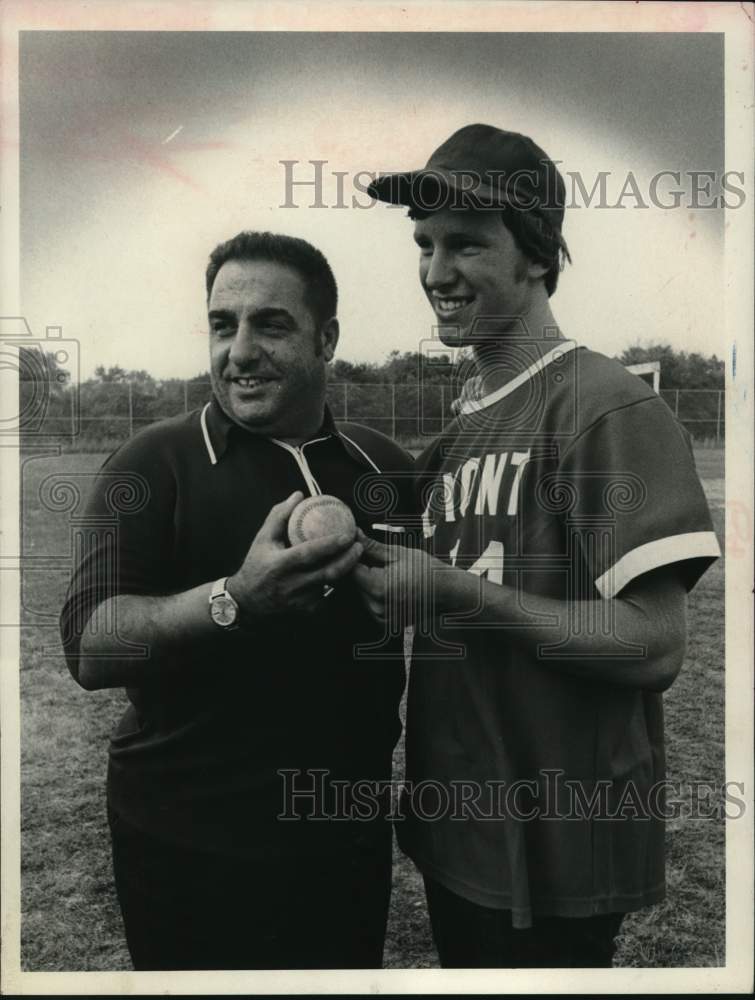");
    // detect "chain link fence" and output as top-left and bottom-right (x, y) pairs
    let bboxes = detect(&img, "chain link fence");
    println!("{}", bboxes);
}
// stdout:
(20, 380), (726, 450)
